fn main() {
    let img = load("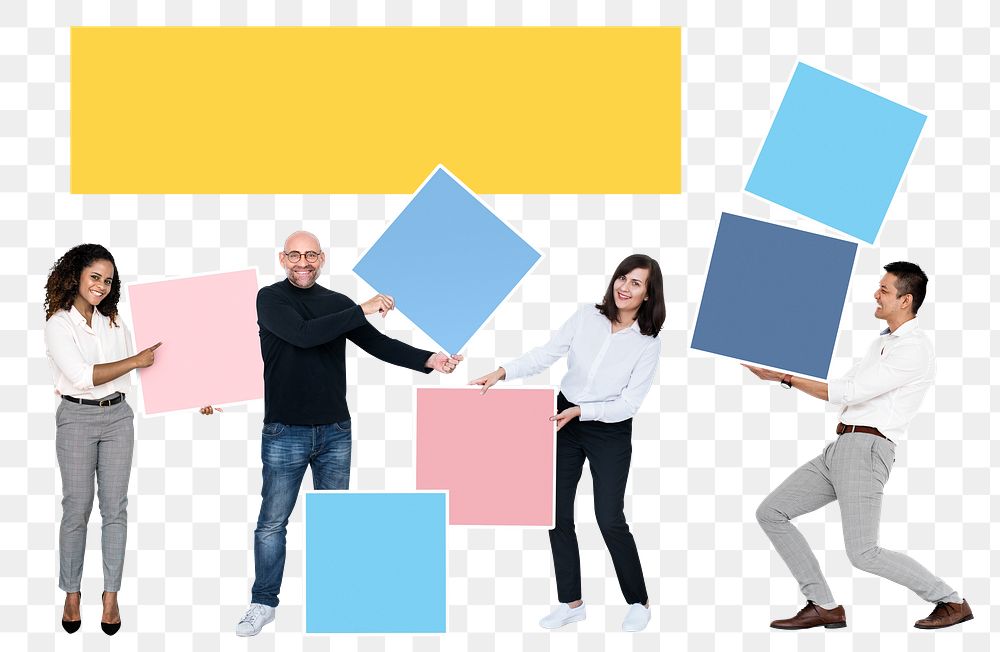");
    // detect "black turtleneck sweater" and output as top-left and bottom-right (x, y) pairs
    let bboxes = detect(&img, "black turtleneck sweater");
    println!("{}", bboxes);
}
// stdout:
(257, 279), (433, 425)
